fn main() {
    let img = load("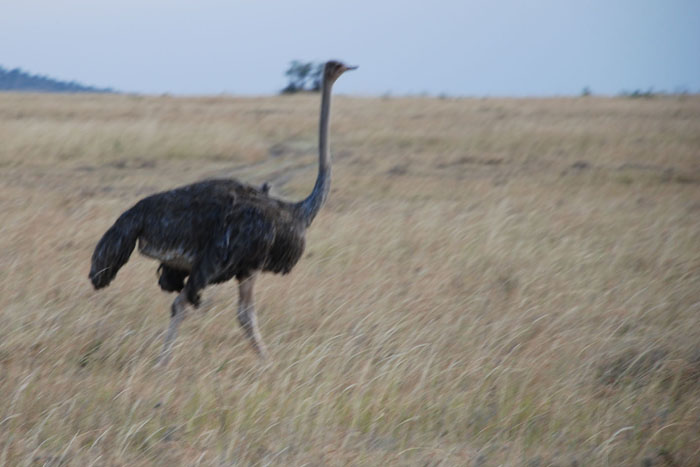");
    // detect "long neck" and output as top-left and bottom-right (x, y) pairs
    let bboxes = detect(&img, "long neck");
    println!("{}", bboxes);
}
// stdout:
(297, 76), (333, 227)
